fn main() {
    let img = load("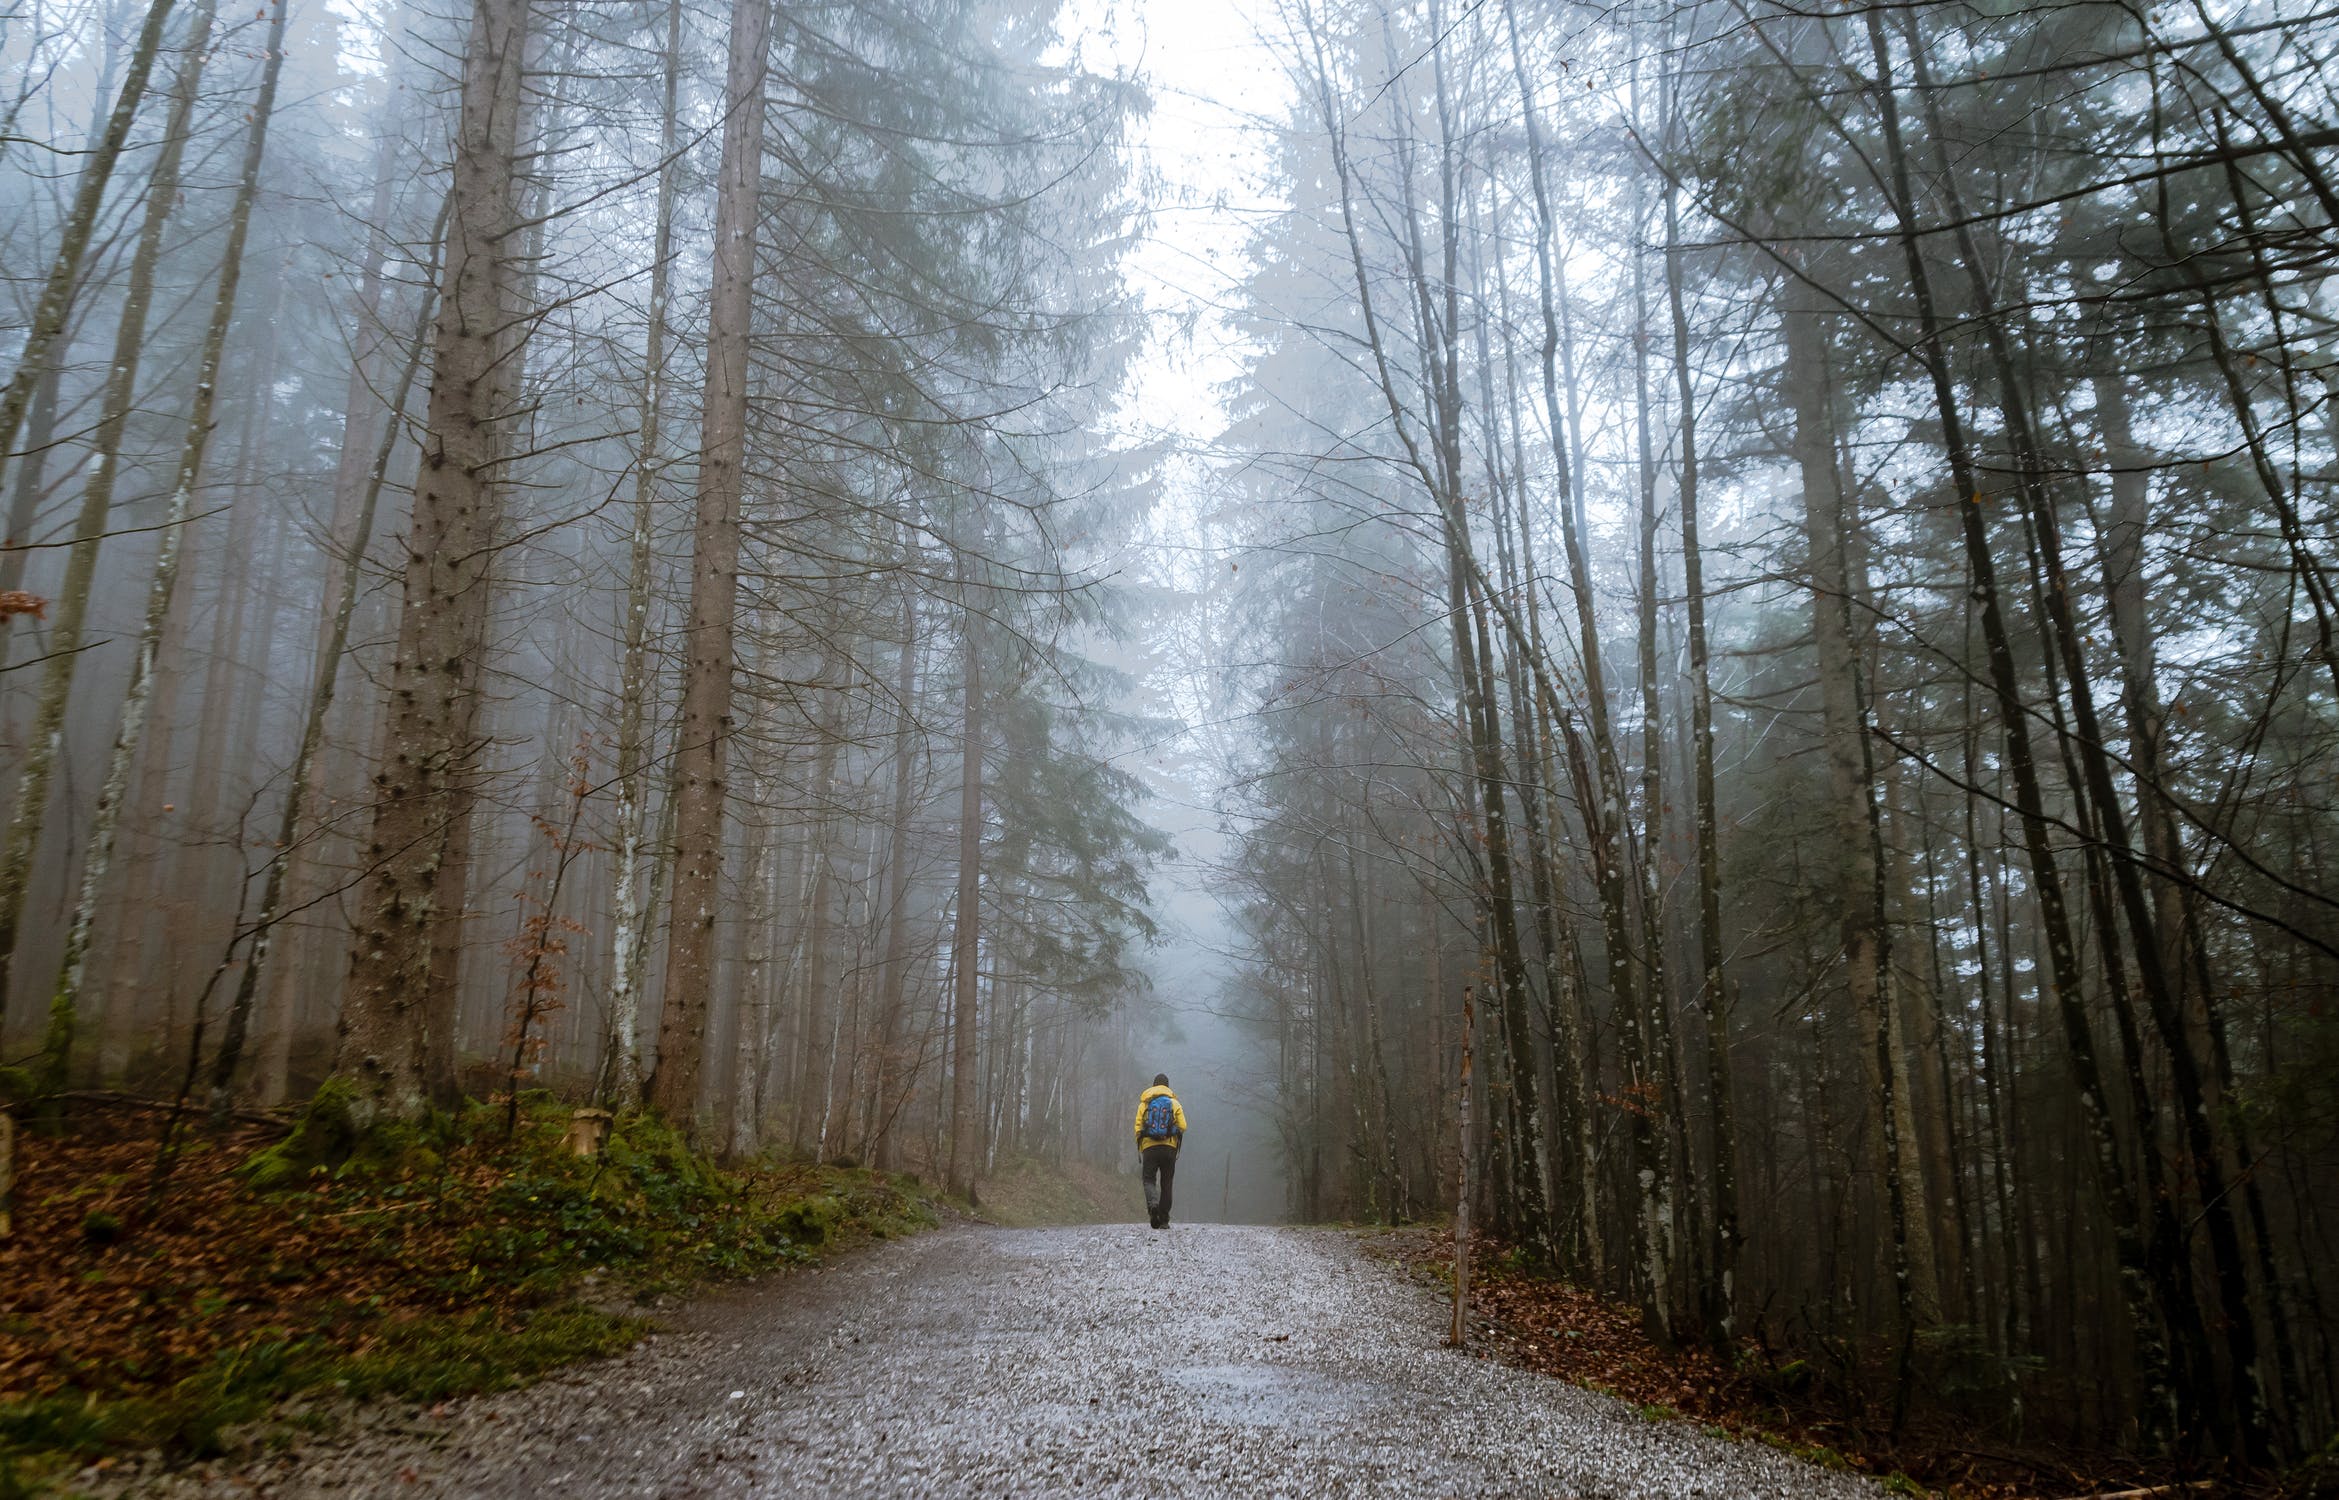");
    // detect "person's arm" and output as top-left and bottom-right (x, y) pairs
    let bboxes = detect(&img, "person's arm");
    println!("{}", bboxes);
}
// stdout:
(1172, 1097), (1187, 1145)
(1133, 1097), (1146, 1148)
